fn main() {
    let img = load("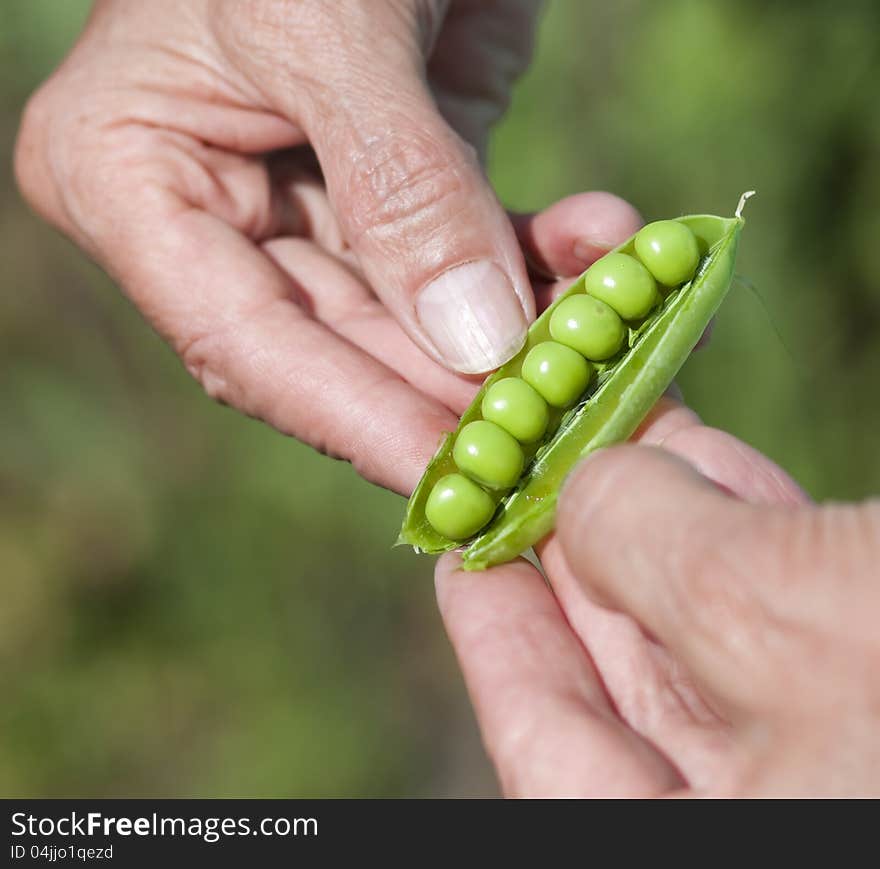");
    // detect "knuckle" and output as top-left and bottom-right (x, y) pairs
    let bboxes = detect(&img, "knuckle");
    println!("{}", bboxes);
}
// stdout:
(341, 126), (475, 250)
(211, 0), (286, 56)
(748, 503), (880, 718)
(213, 0), (391, 80)
(179, 331), (235, 408)
(62, 130), (169, 245)
(672, 508), (833, 690)
(790, 503), (880, 646)
(15, 80), (129, 239)
(800, 502), (879, 580)
(14, 86), (54, 212)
